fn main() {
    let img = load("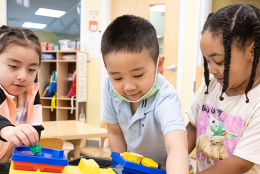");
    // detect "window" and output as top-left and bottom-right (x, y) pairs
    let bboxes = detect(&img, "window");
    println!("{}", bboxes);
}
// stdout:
(7, 0), (81, 44)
